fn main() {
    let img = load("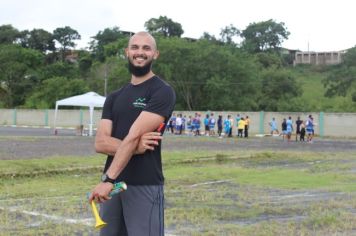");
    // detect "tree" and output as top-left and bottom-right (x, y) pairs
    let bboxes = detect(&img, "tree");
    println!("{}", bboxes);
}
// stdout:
(219, 24), (240, 45)
(78, 51), (93, 76)
(41, 61), (79, 80)
(259, 68), (302, 111)
(241, 19), (290, 53)
(19, 29), (55, 53)
(0, 86), (6, 107)
(200, 32), (219, 43)
(254, 52), (283, 68)
(90, 26), (126, 61)
(0, 24), (20, 44)
(86, 56), (129, 96)
(324, 46), (356, 100)
(25, 77), (89, 108)
(53, 26), (81, 60)
(144, 16), (184, 37)
(343, 47), (356, 67)
(0, 44), (43, 107)
(155, 37), (258, 110)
